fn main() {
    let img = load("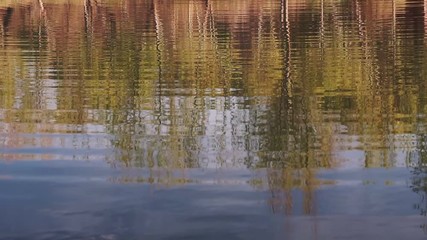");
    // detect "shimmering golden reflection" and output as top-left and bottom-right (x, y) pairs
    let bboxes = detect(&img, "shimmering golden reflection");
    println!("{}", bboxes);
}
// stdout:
(2, 0), (427, 217)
